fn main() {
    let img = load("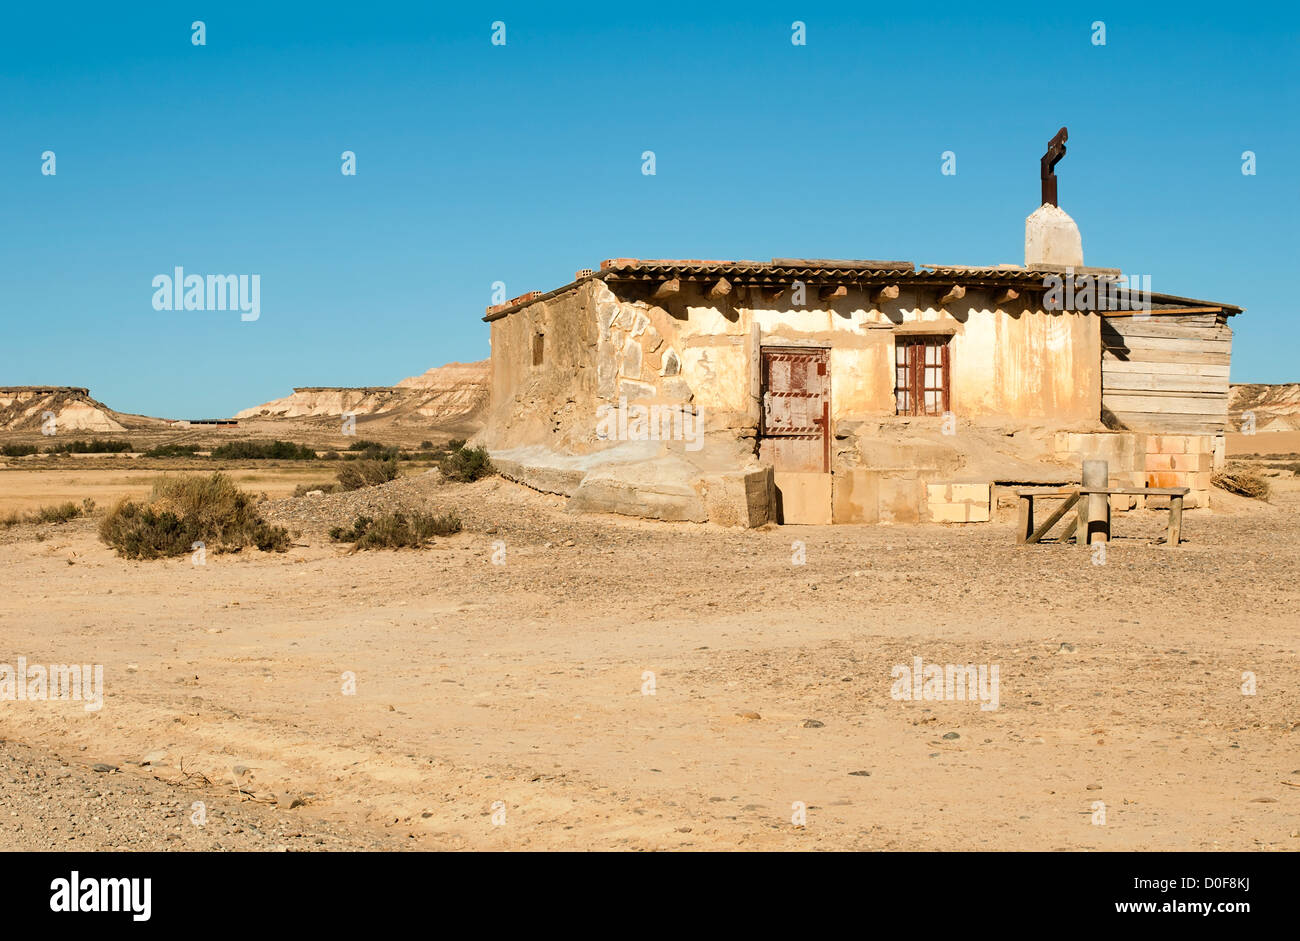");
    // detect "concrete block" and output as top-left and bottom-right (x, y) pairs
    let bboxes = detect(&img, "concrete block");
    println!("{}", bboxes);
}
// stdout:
(950, 483), (990, 506)
(929, 502), (972, 523)
(879, 475), (923, 525)
(775, 472), (833, 525)
(1175, 452), (1213, 473)
(1156, 435), (1187, 454)
(833, 469), (880, 524)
